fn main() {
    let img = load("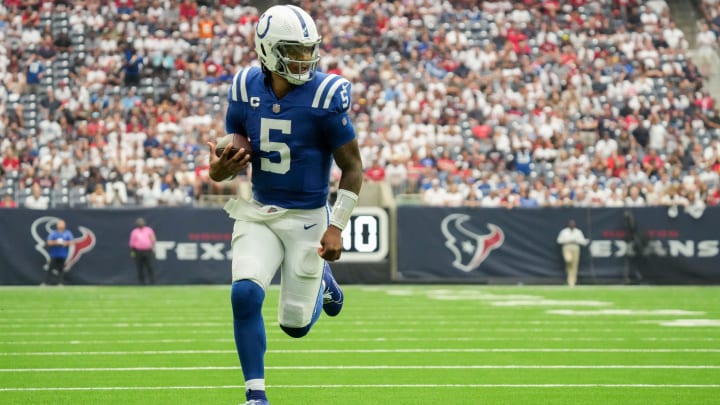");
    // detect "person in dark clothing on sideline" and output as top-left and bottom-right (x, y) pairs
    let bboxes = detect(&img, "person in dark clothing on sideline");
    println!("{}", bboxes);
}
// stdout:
(43, 219), (74, 285)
